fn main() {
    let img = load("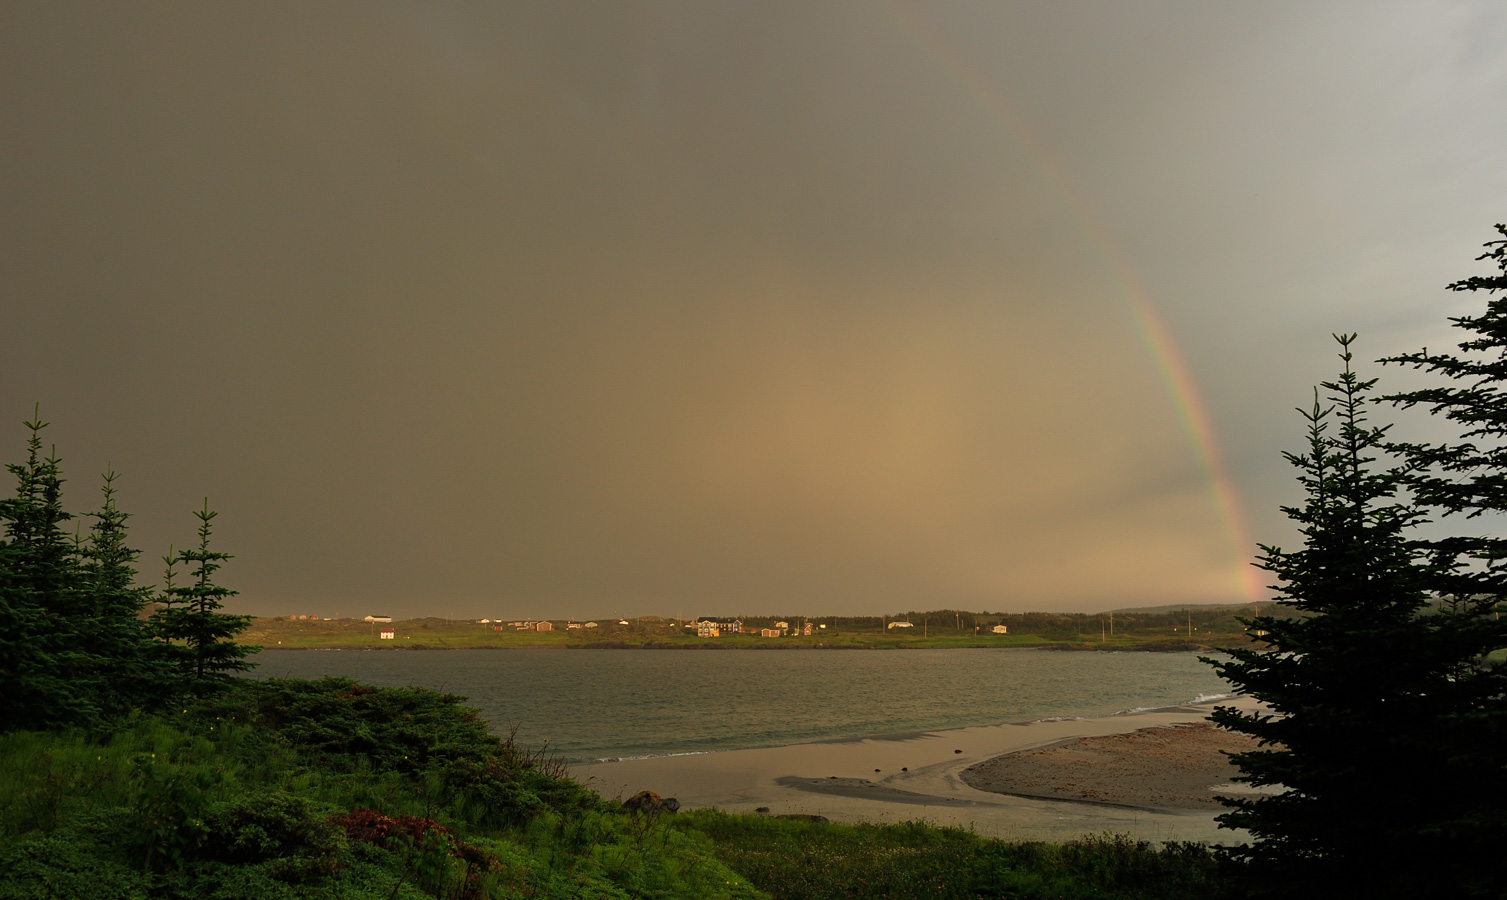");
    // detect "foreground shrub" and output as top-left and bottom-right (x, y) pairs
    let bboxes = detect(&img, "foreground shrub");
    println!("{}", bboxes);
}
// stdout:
(678, 810), (1237, 900)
